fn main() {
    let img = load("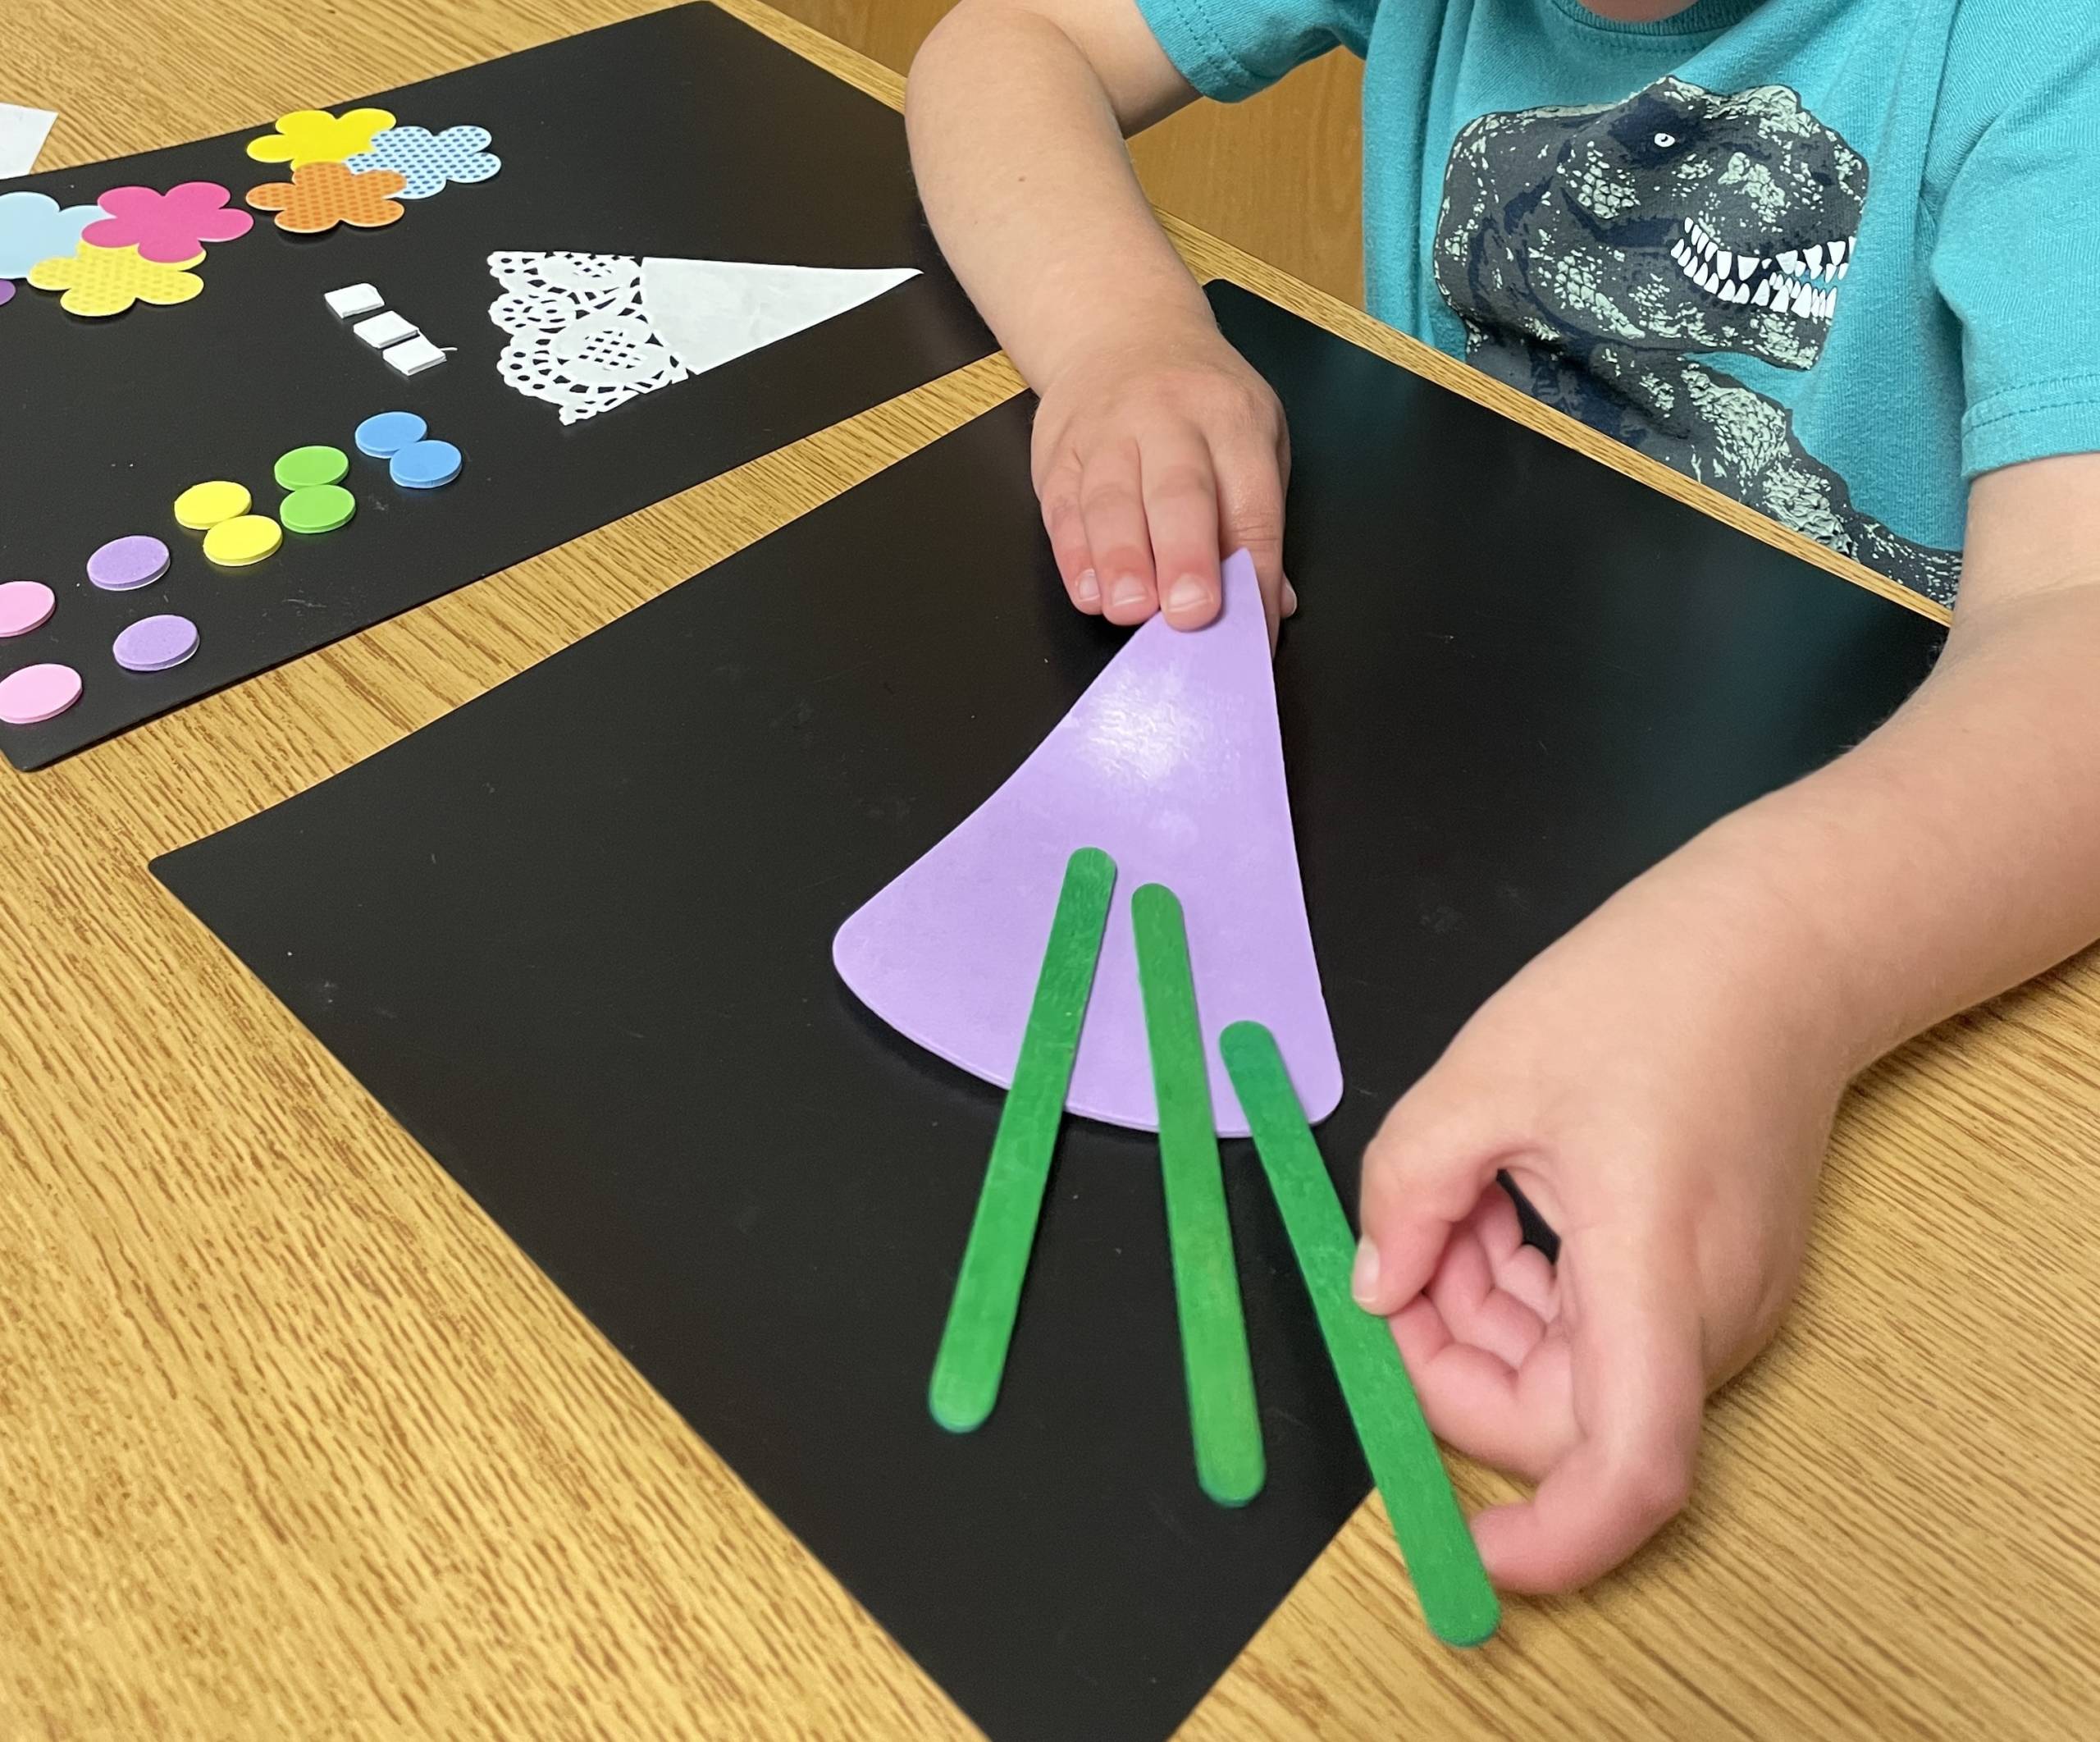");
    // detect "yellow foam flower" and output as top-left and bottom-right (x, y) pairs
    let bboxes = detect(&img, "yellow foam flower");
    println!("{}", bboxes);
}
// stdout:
(245, 107), (398, 169)
(27, 242), (204, 318)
